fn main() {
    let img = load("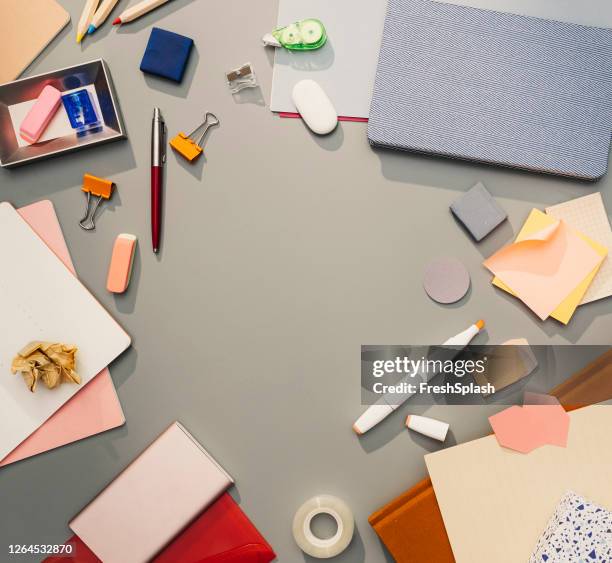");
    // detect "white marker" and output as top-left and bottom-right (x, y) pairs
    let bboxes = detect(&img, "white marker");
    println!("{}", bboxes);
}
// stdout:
(406, 415), (449, 442)
(352, 320), (485, 435)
